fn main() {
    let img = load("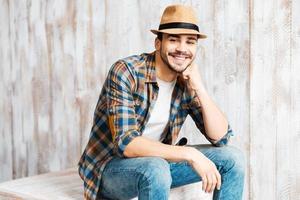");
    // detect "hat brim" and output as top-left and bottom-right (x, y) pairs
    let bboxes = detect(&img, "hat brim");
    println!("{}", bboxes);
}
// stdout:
(151, 28), (207, 39)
